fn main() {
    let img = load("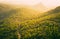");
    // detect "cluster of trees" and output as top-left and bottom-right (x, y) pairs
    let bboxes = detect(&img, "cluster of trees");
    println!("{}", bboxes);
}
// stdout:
(19, 13), (60, 39)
